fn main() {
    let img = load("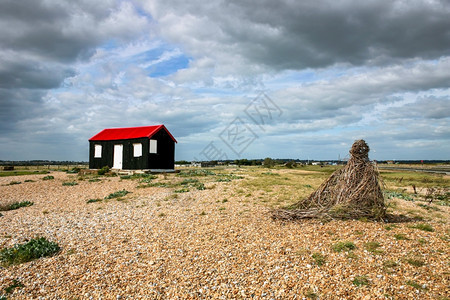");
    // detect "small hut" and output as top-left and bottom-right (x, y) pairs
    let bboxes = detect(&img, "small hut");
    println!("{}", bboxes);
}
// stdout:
(89, 125), (177, 170)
